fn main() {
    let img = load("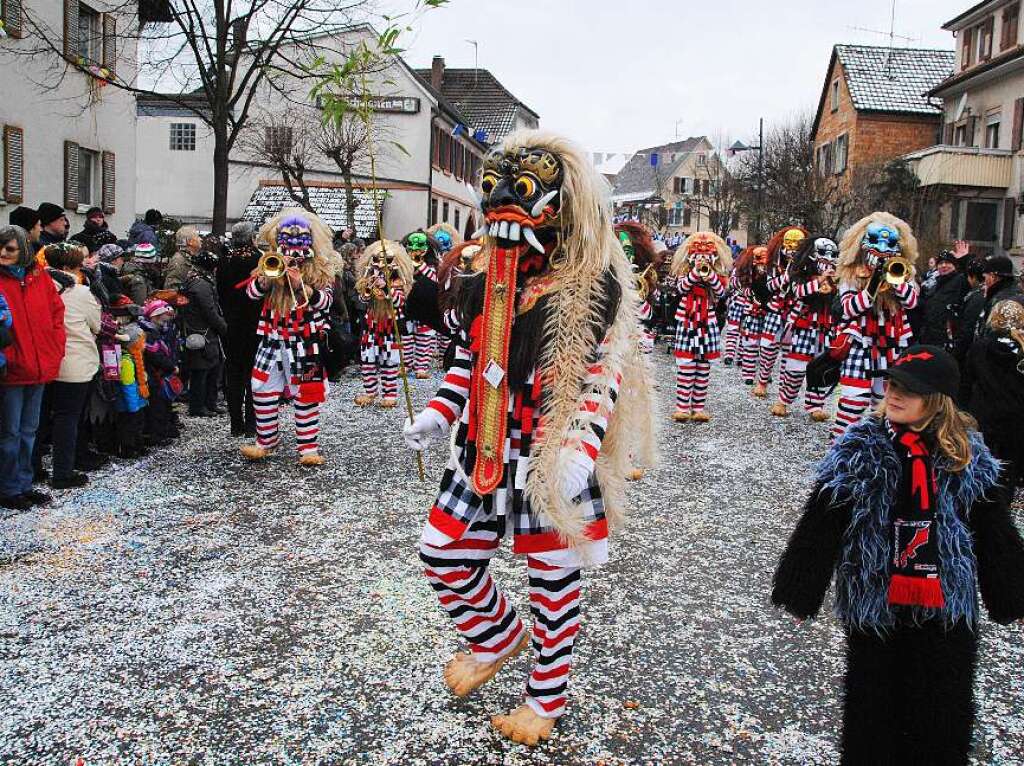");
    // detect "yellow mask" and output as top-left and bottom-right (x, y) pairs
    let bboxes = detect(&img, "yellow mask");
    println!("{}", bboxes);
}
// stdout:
(782, 229), (805, 254)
